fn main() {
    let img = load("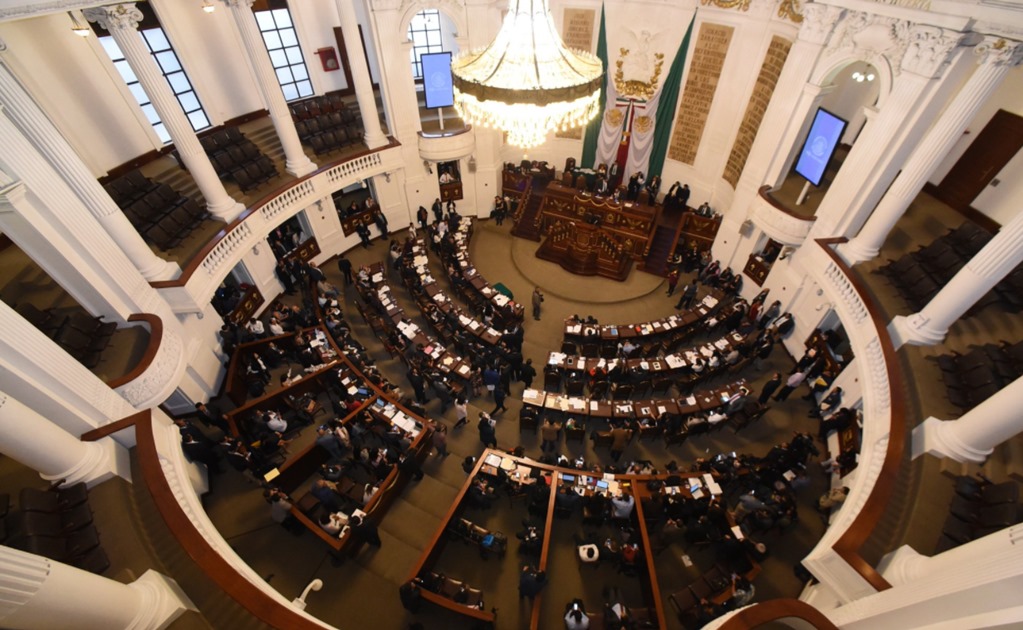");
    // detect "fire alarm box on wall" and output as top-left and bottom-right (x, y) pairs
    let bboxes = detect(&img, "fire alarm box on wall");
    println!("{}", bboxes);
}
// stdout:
(315, 47), (340, 72)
